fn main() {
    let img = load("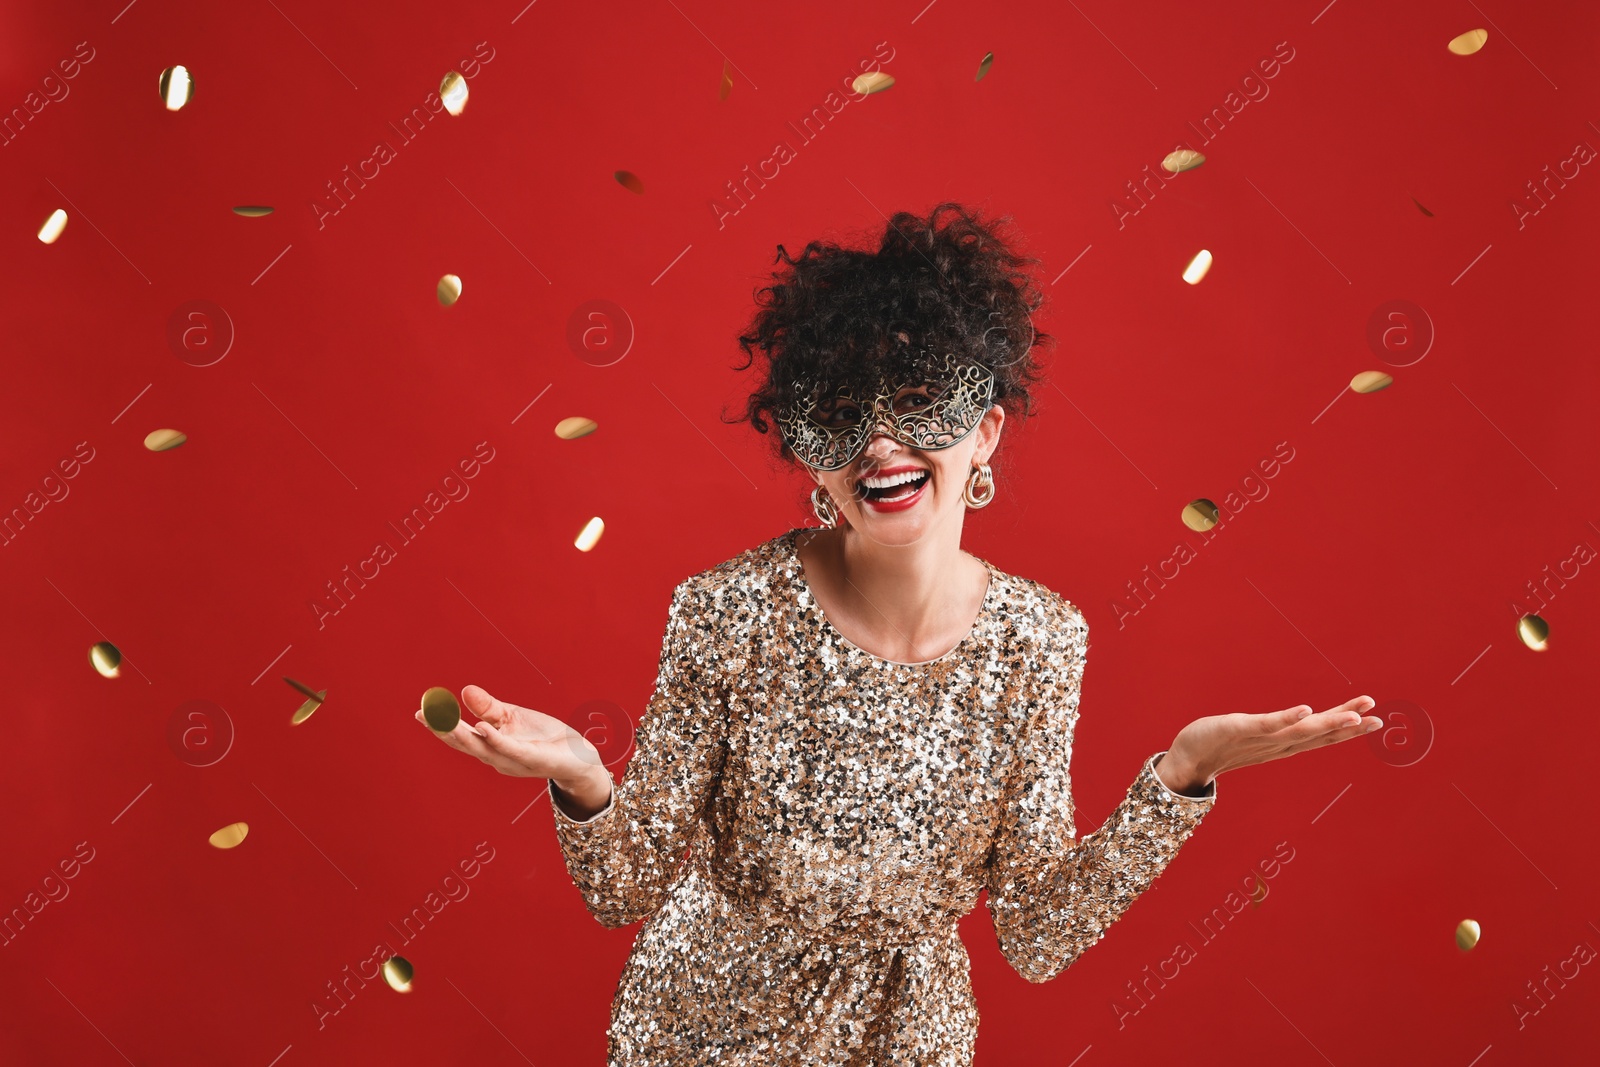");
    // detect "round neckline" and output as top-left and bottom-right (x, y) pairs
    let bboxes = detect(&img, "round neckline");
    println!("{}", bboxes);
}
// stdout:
(782, 527), (998, 668)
